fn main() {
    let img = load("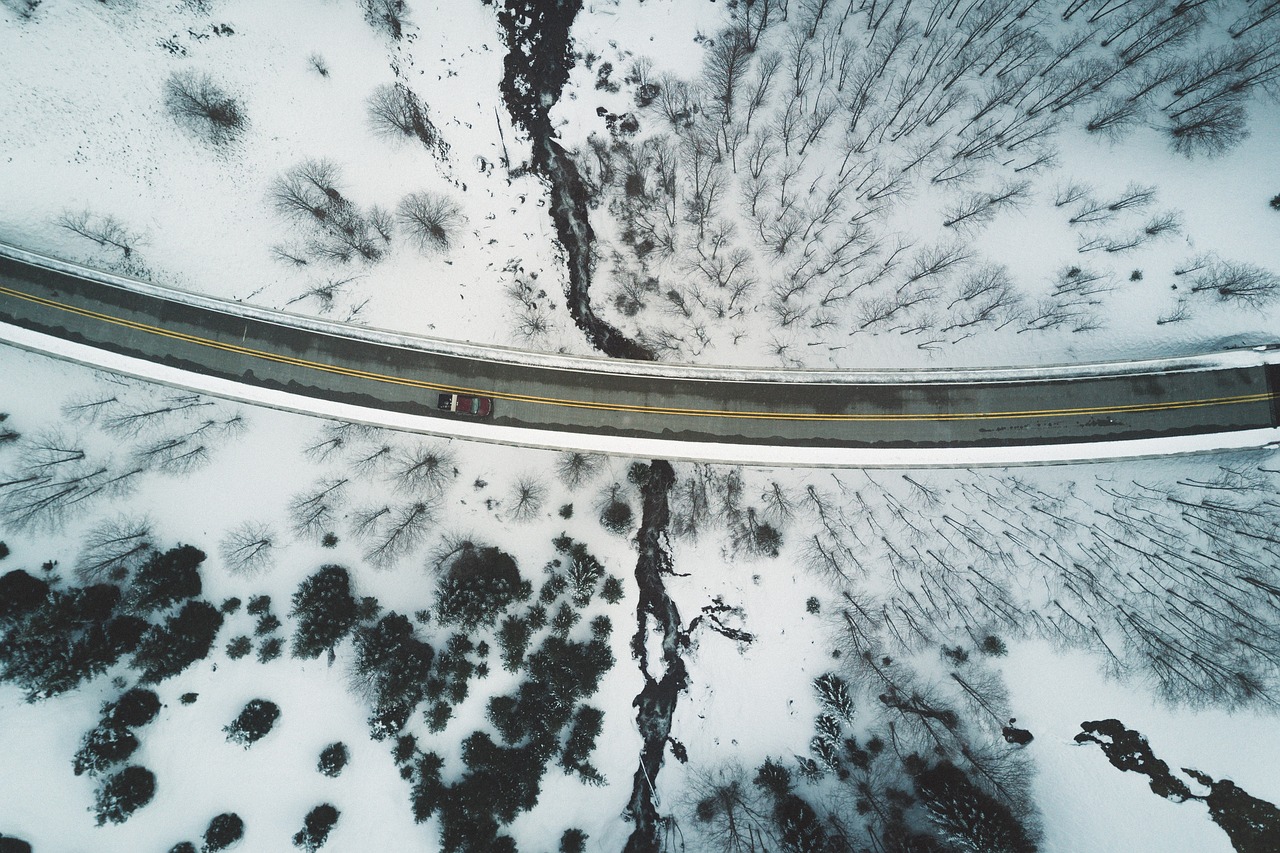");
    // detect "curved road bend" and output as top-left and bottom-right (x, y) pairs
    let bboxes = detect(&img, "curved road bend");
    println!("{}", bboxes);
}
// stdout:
(1, 246), (1277, 449)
